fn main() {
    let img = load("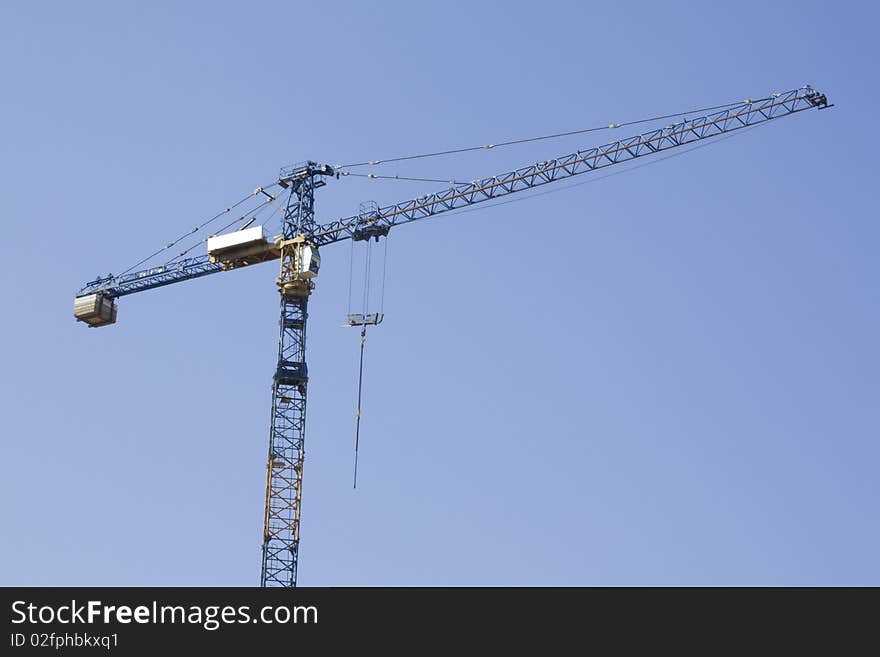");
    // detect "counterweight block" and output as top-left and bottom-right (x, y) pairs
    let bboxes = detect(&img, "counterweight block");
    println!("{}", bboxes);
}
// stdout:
(73, 293), (117, 327)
